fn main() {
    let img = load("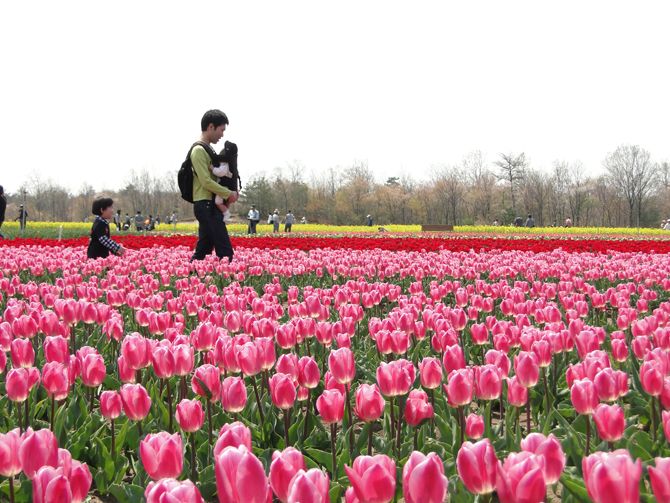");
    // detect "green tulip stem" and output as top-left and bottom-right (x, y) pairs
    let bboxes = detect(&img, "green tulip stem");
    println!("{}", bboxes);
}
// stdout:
(284, 408), (291, 447)
(191, 432), (197, 482)
(16, 401), (23, 435)
(302, 390), (311, 443)
(330, 423), (338, 481)
(166, 379), (173, 433)
(345, 385), (354, 454)
(585, 415), (590, 456)
(207, 401), (213, 447)
(50, 396), (56, 432)
(8, 476), (15, 503)
(389, 397), (396, 441)
(25, 397), (29, 431)
(251, 375), (265, 424)
(526, 393), (531, 434)
(367, 422), (373, 455)
(111, 418), (116, 460)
